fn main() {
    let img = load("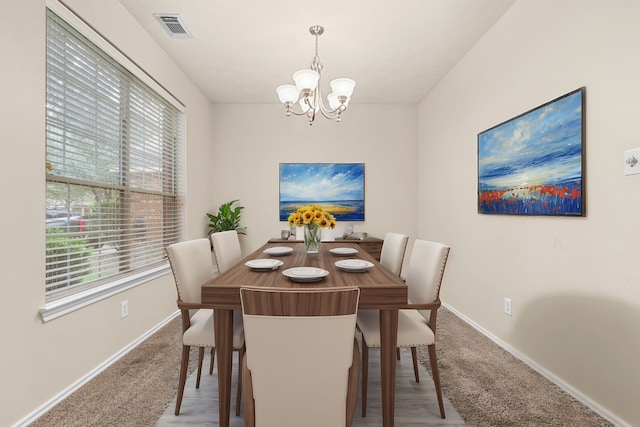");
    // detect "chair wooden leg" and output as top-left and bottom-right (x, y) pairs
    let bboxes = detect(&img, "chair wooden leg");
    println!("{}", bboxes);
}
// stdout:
(209, 347), (215, 374)
(196, 346), (205, 389)
(235, 346), (244, 416)
(346, 338), (360, 427)
(411, 346), (420, 383)
(396, 347), (401, 360)
(175, 345), (190, 415)
(242, 353), (255, 427)
(428, 344), (446, 418)
(361, 336), (369, 417)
